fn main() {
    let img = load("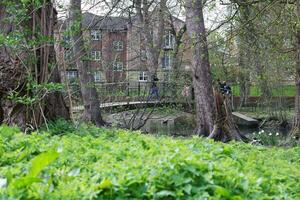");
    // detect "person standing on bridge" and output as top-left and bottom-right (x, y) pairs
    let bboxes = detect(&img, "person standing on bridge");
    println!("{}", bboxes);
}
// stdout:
(148, 75), (160, 101)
